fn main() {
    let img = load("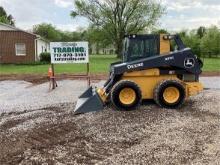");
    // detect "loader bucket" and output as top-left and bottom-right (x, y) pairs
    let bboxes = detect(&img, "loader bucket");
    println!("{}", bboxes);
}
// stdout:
(74, 87), (104, 115)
